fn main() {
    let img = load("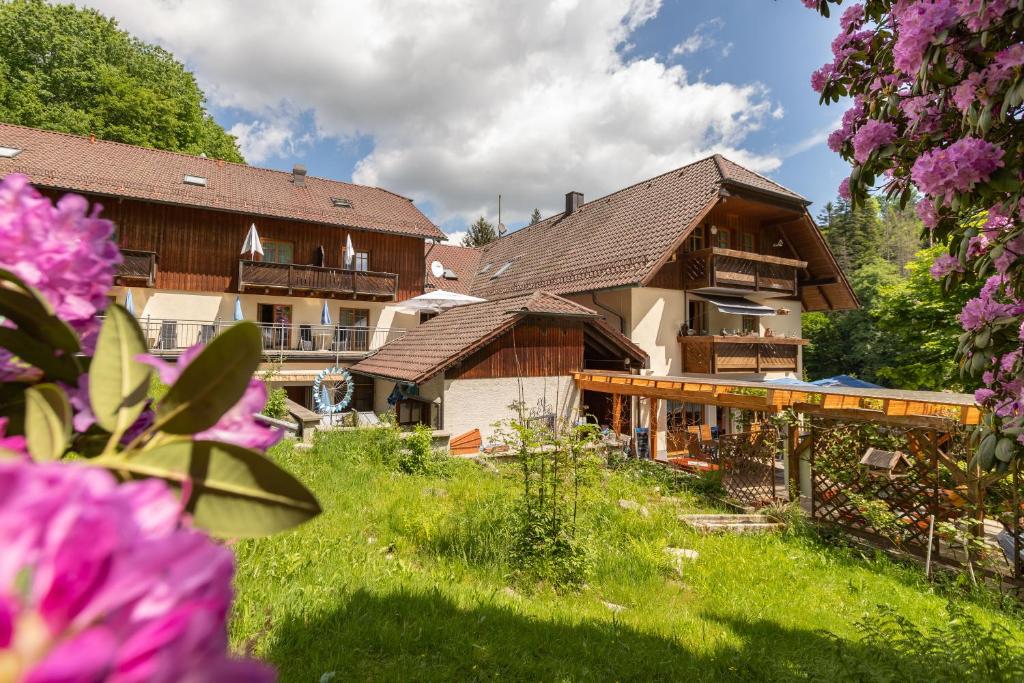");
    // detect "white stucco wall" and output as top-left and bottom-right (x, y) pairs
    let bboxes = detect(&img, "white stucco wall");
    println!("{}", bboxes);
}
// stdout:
(442, 375), (579, 444)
